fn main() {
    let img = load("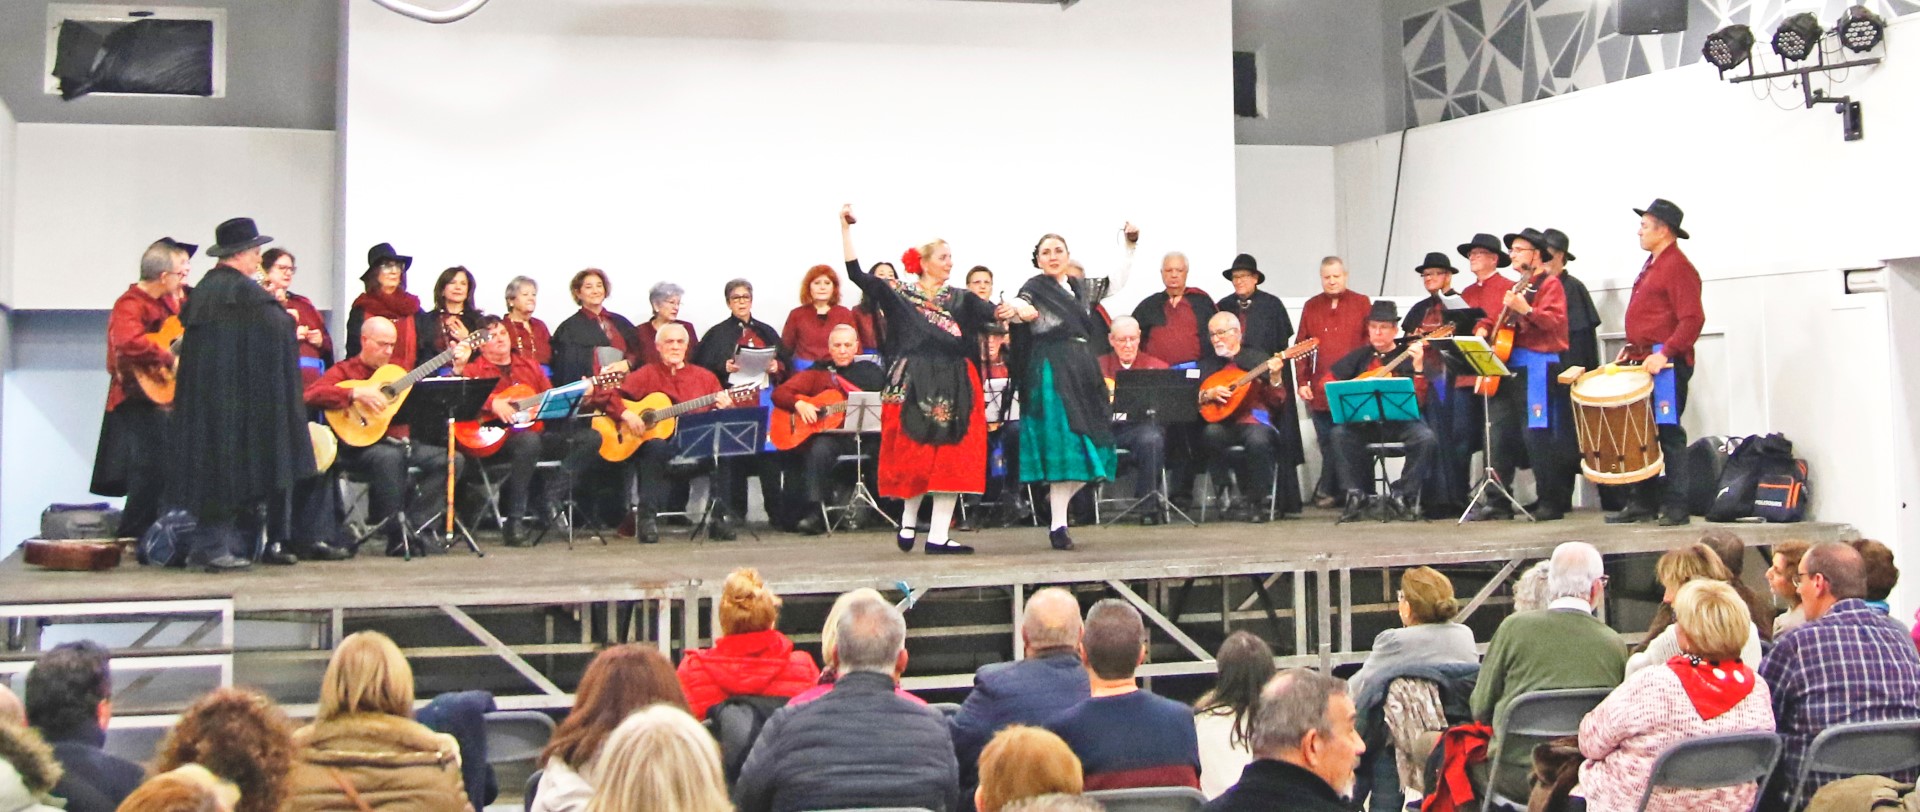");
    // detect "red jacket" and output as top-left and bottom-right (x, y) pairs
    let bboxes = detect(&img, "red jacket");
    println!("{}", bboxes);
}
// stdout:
(1624, 244), (1705, 365)
(104, 284), (180, 412)
(1476, 272), (1569, 354)
(677, 629), (822, 721)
